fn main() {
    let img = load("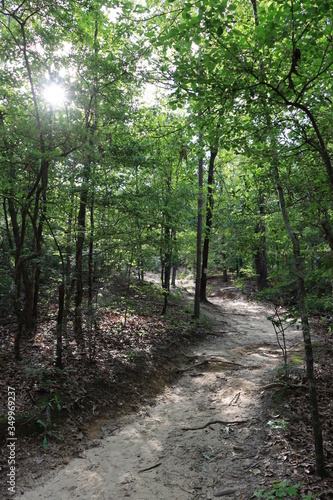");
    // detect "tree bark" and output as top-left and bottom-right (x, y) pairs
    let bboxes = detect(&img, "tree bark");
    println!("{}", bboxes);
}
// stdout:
(21, 21), (48, 330)
(200, 147), (218, 302)
(254, 188), (268, 291)
(75, 19), (99, 344)
(194, 136), (204, 319)
(222, 253), (228, 282)
(56, 283), (64, 369)
(88, 192), (95, 309)
(74, 175), (88, 343)
(161, 225), (171, 316)
(273, 160), (327, 478)
(63, 155), (76, 341)
(251, 1), (327, 475)
(171, 265), (177, 287)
